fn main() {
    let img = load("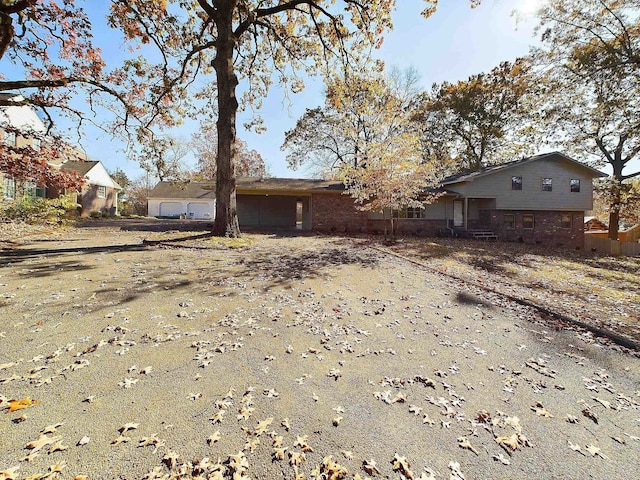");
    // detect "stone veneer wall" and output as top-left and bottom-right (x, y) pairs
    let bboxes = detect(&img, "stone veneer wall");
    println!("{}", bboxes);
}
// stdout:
(311, 193), (369, 233)
(490, 210), (585, 249)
